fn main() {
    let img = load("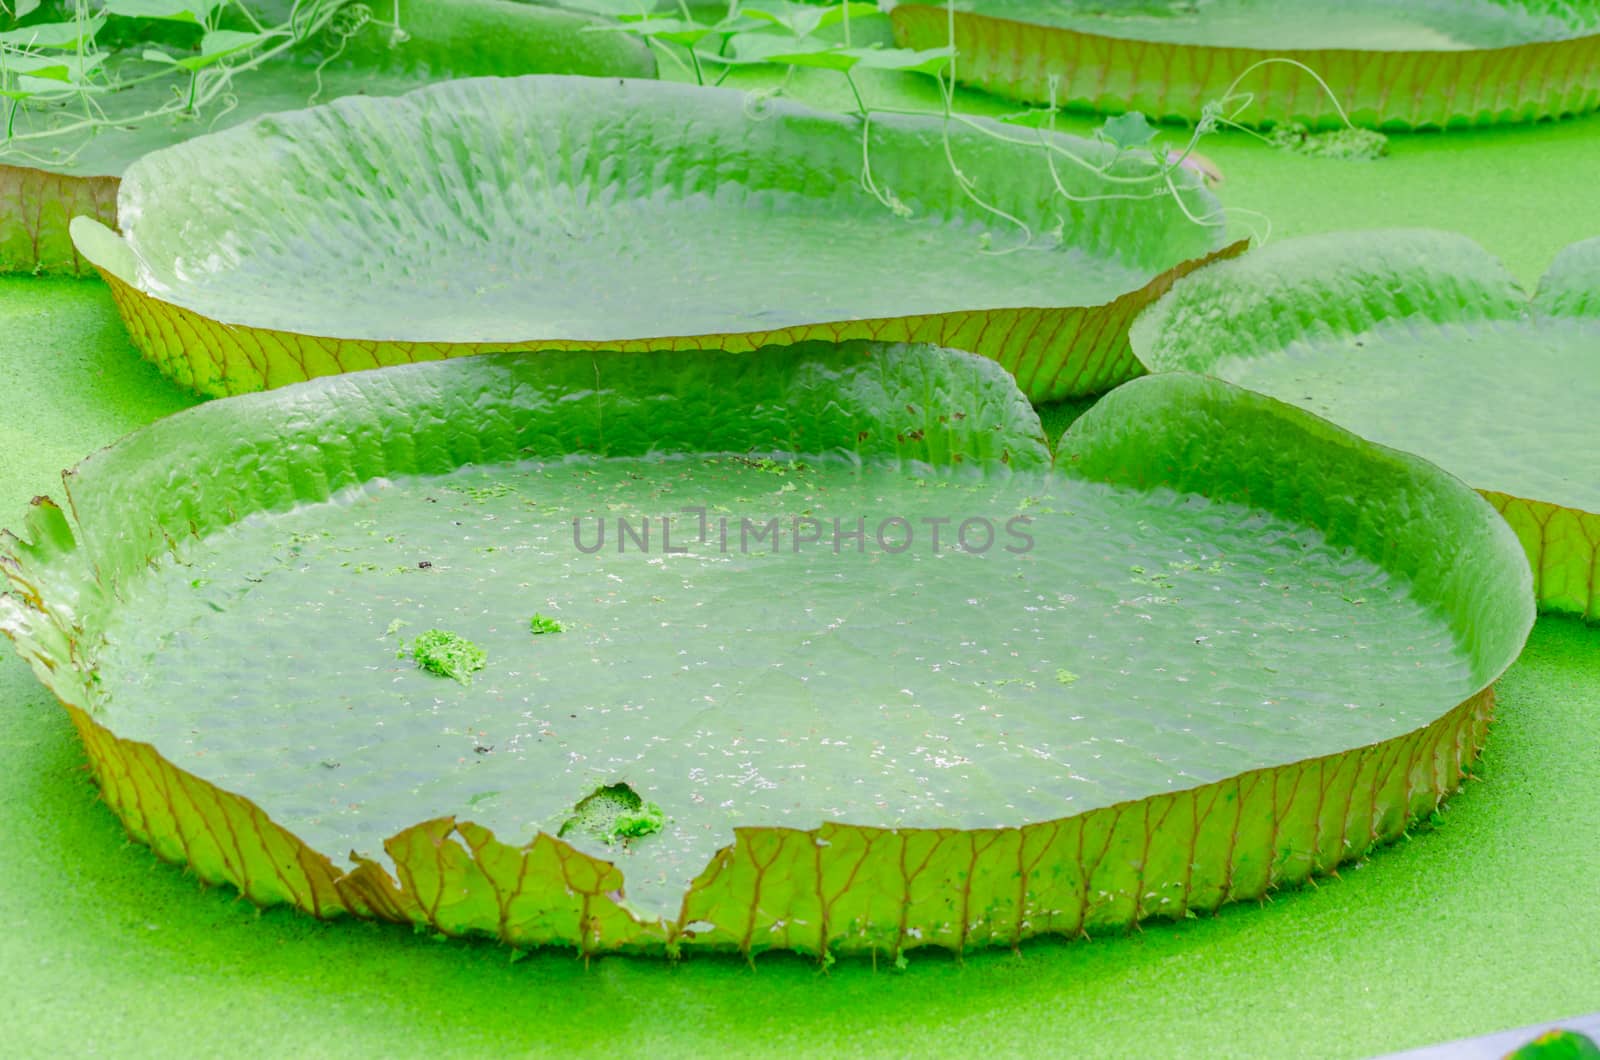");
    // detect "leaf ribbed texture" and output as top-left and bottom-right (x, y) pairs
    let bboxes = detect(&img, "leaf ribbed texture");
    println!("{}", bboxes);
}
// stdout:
(1133, 228), (1600, 619)
(0, 346), (1532, 957)
(76, 75), (1232, 402)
